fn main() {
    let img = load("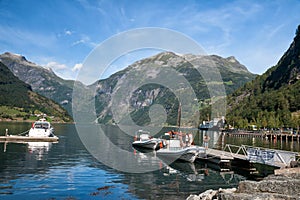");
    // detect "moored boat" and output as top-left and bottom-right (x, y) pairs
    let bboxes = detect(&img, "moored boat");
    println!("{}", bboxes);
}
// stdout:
(132, 130), (164, 150)
(0, 119), (58, 143)
(29, 118), (55, 138)
(156, 102), (204, 163)
(156, 138), (205, 163)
